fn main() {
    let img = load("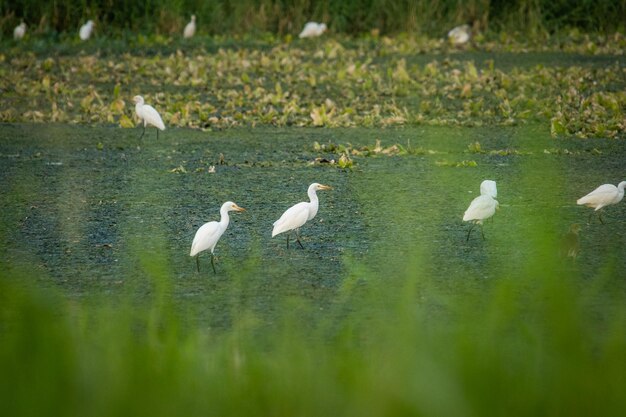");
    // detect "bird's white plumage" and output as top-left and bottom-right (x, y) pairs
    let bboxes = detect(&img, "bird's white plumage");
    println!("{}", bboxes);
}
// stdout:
(577, 182), (626, 211)
(183, 15), (196, 38)
(133, 95), (165, 131)
(79, 20), (94, 41)
(448, 24), (470, 45)
(463, 194), (499, 224)
(14, 22), (26, 40)
(272, 183), (331, 237)
(299, 22), (327, 38)
(190, 201), (244, 257)
(480, 180), (497, 199)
